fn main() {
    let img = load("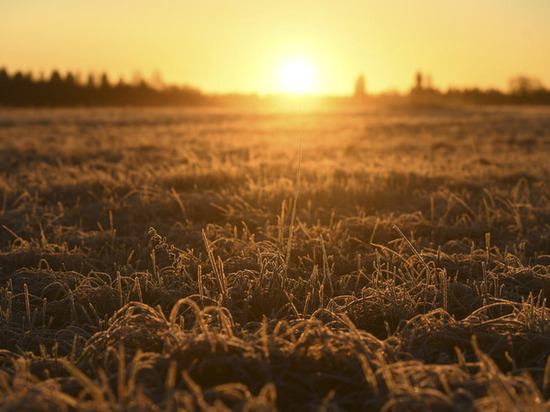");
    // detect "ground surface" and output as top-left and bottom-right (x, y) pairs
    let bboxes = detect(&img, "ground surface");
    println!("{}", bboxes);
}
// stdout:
(1, 105), (550, 410)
